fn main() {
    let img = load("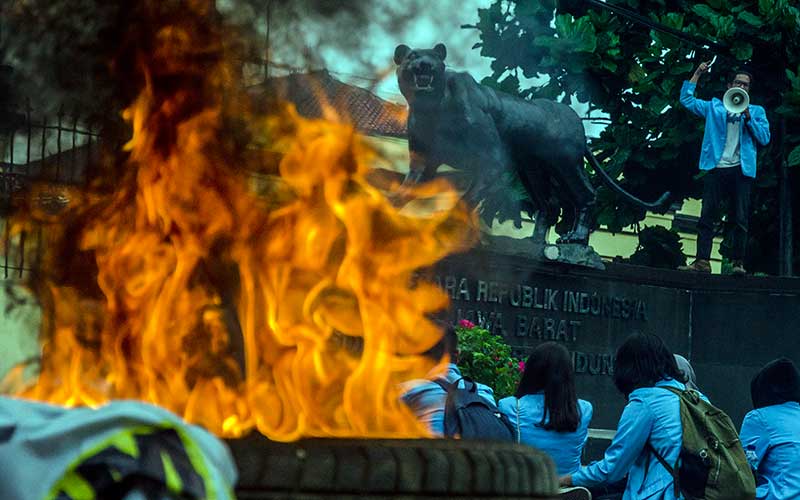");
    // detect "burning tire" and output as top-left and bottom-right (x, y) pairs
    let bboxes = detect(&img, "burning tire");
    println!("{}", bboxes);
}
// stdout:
(229, 435), (558, 499)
